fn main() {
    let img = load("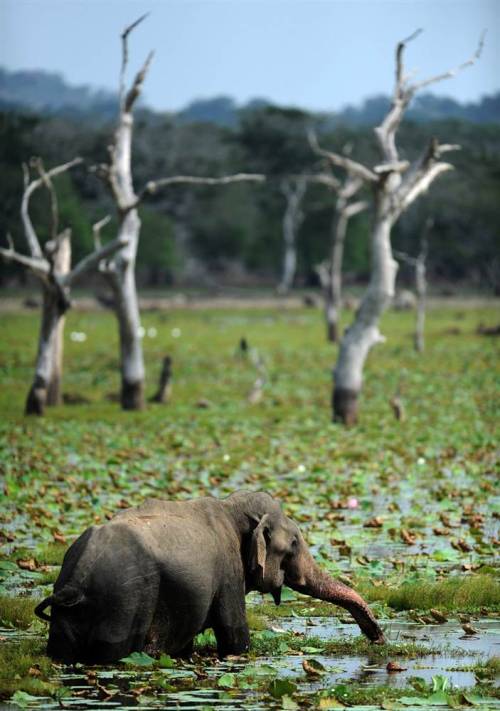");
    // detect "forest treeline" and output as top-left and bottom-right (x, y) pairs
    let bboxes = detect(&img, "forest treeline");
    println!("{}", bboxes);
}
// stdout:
(1, 75), (499, 291)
